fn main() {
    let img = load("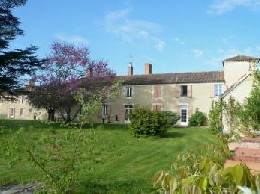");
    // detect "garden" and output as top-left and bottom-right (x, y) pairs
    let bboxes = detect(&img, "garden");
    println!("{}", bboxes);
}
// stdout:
(0, 119), (220, 193)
